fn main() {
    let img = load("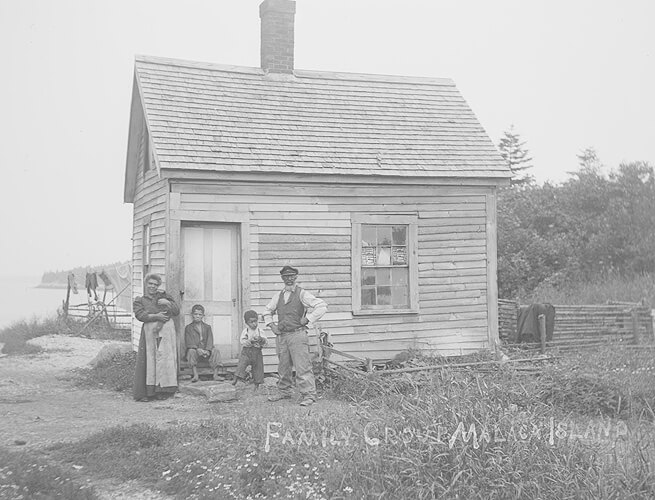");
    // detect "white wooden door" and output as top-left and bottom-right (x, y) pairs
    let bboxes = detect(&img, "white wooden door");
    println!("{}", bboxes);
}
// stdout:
(181, 223), (239, 359)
